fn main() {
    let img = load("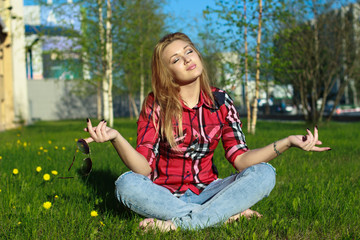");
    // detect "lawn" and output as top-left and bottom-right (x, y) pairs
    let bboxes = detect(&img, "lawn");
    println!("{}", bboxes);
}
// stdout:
(0, 119), (359, 239)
